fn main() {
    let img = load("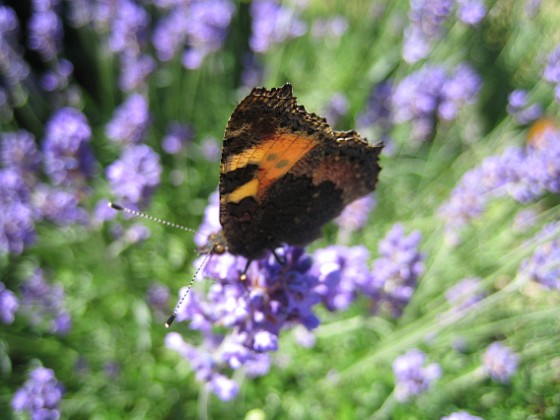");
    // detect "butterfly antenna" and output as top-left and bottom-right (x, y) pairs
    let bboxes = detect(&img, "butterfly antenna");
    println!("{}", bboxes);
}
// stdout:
(108, 202), (198, 234)
(165, 252), (211, 328)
